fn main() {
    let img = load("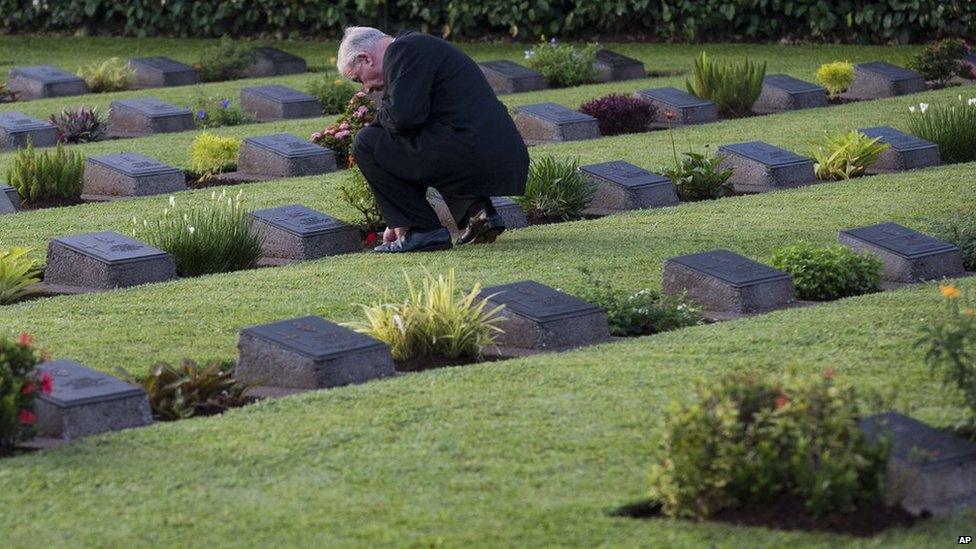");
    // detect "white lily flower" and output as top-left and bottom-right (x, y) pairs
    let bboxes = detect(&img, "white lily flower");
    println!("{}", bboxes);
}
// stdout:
(969, 98), (976, 106)
(131, 216), (137, 225)
(908, 105), (916, 113)
(211, 190), (216, 200)
(183, 213), (189, 221)
(920, 102), (929, 113)
(188, 226), (195, 235)
(169, 196), (176, 206)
